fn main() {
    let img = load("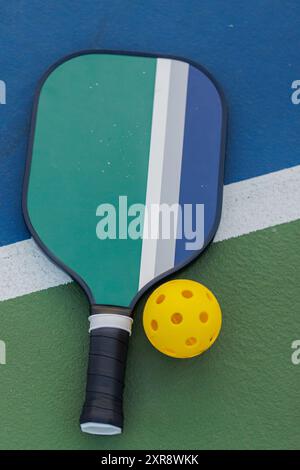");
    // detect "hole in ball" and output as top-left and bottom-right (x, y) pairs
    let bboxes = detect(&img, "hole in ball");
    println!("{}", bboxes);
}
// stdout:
(151, 320), (158, 331)
(199, 311), (208, 323)
(156, 294), (165, 304)
(182, 290), (193, 299)
(171, 312), (183, 324)
(185, 337), (197, 346)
